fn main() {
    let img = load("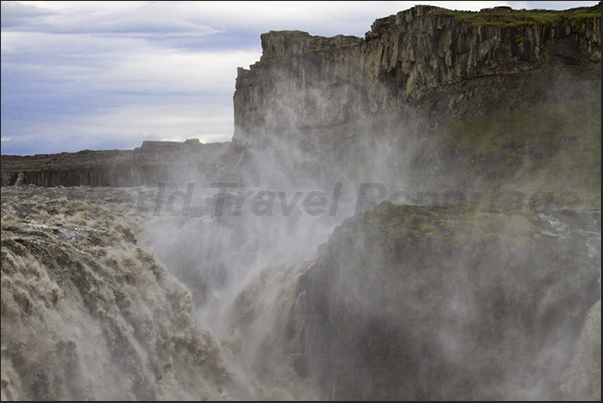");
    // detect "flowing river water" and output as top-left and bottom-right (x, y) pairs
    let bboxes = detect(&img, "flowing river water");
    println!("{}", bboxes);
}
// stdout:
(1, 185), (600, 400)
